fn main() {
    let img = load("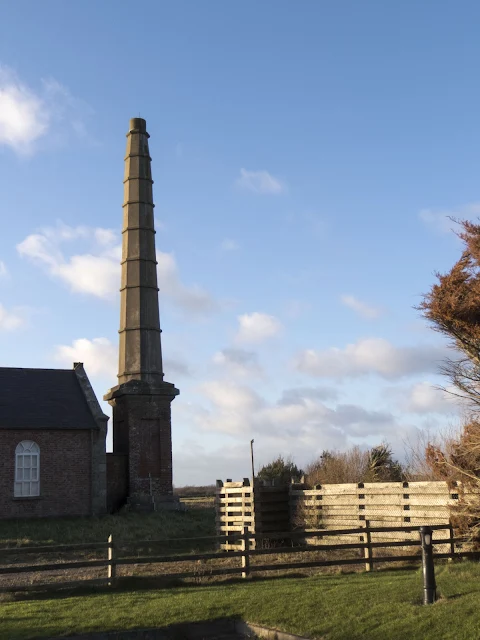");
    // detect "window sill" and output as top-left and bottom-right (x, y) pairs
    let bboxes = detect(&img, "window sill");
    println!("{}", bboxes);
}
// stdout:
(13, 496), (42, 501)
